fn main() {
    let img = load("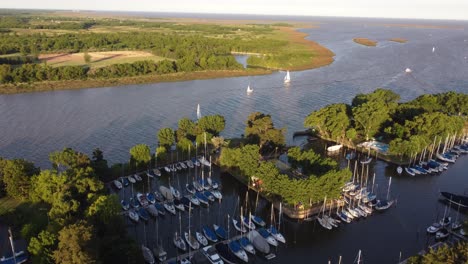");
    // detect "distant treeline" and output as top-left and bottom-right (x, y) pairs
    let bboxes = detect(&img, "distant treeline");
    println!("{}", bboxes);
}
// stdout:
(0, 56), (242, 84)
